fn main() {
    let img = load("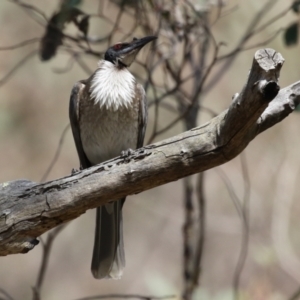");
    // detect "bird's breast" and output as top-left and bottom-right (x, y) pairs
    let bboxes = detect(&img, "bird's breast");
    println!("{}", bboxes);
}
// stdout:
(80, 98), (139, 165)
